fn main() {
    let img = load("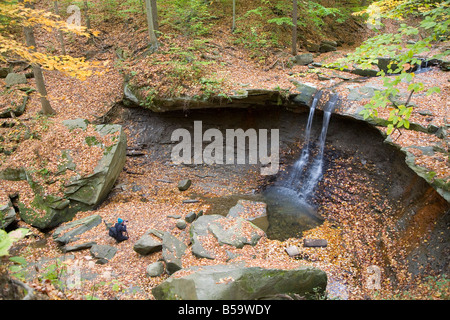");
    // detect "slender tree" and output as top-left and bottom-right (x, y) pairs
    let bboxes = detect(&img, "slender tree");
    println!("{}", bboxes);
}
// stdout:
(292, 0), (298, 56)
(144, 0), (159, 50)
(2, 1), (96, 114)
(232, 0), (236, 32)
(53, 1), (66, 55)
(20, 0), (56, 115)
(151, 0), (158, 32)
(83, 1), (91, 31)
